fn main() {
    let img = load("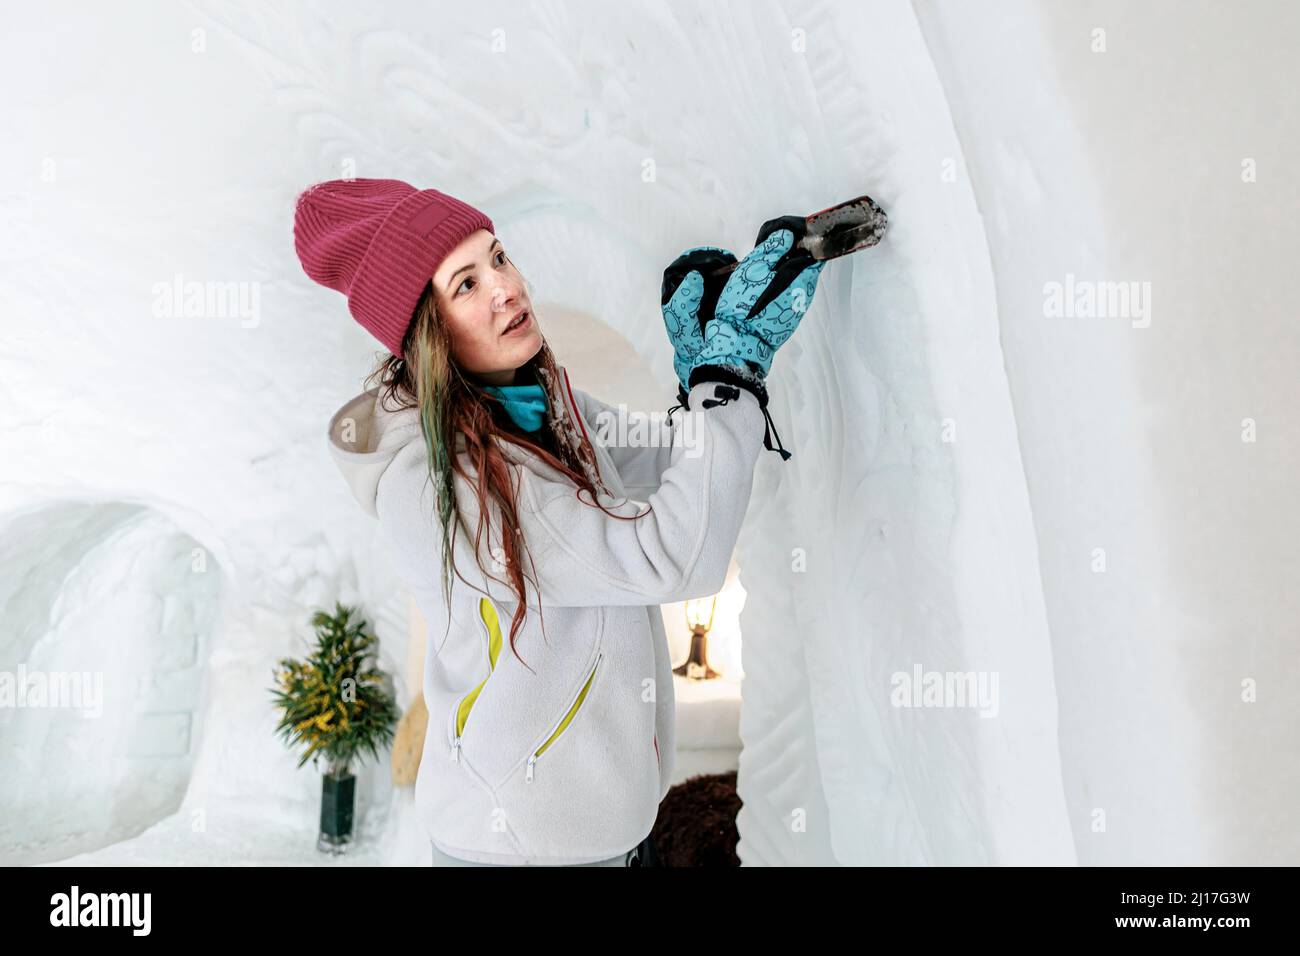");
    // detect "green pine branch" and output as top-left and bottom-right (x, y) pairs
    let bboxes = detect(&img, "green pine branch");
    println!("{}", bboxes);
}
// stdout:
(270, 601), (399, 774)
